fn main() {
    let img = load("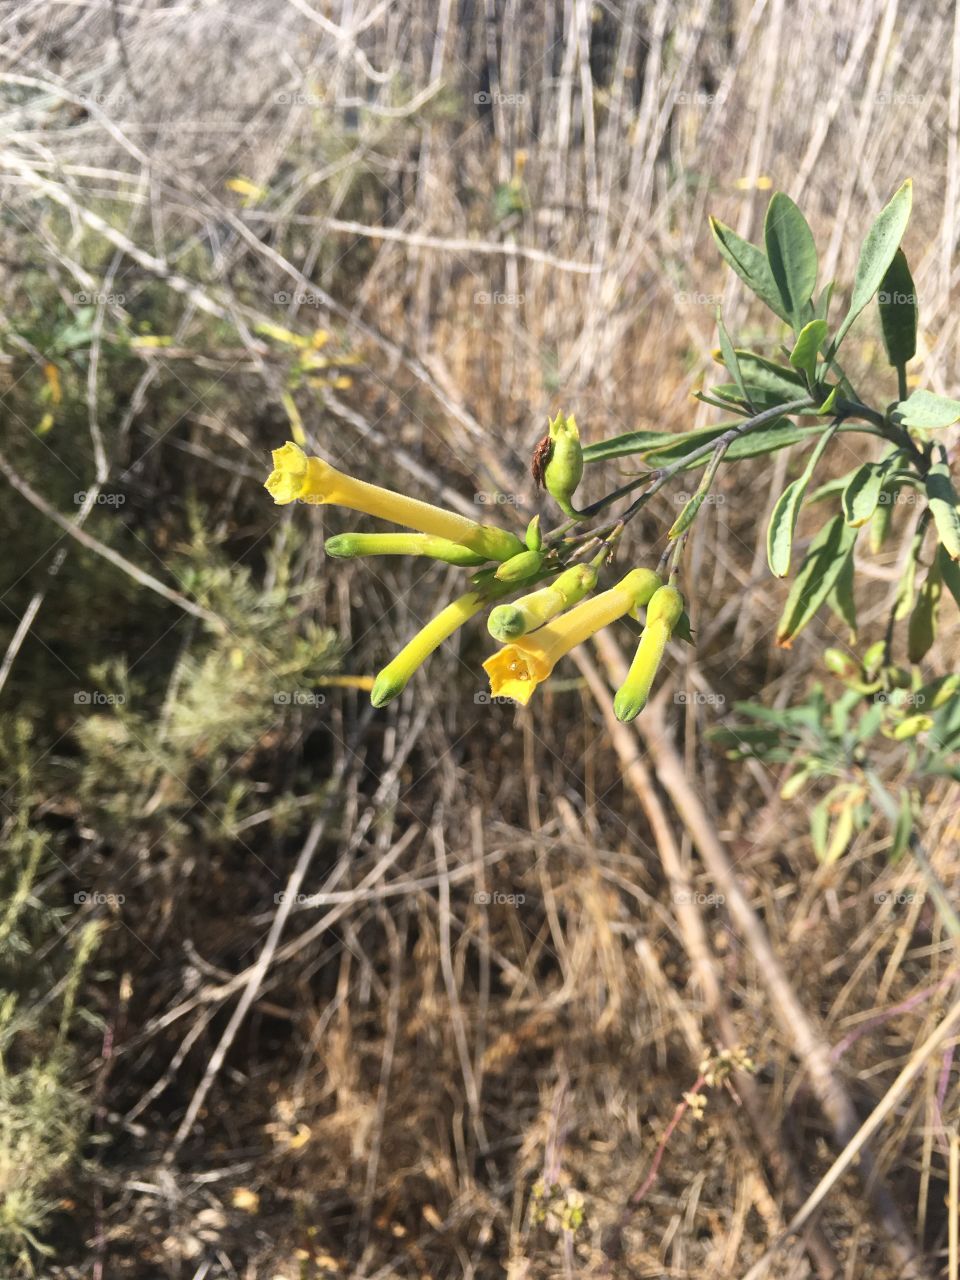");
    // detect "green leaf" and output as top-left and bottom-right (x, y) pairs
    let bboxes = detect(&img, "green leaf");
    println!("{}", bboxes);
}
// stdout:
(810, 795), (830, 860)
(712, 382), (805, 413)
(939, 544), (960, 608)
(766, 424), (839, 577)
(807, 471), (857, 505)
(814, 282), (834, 323)
(907, 557), (942, 663)
(673, 610), (694, 644)
(764, 192), (818, 328)
(893, 389), (960, 430)
(789, 320), (828, 382)
(931, 680), (960, 751)
(695, 390), (749, 414)
(832, 179), (913, 352)
(841, 461), (889, 527)
(823, 794), (856, 865)
(826, 552), (857, 641)
(870, 487), (895, 553)
(891, 789), (912, 862)
(816, 386), (839, 415)
(581, 429), (667, 462)
(709, 216), (791, 323)
(894, 540), (921, 621)
(583, 420), (820, 466)
(731, 350), (807, 395)
(687, 422), (814, 465)
(776, 515), (859, 647)
(925, 462), (960, 560)
(717, 314), (751, 408)
(878, 248), (917, 368)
